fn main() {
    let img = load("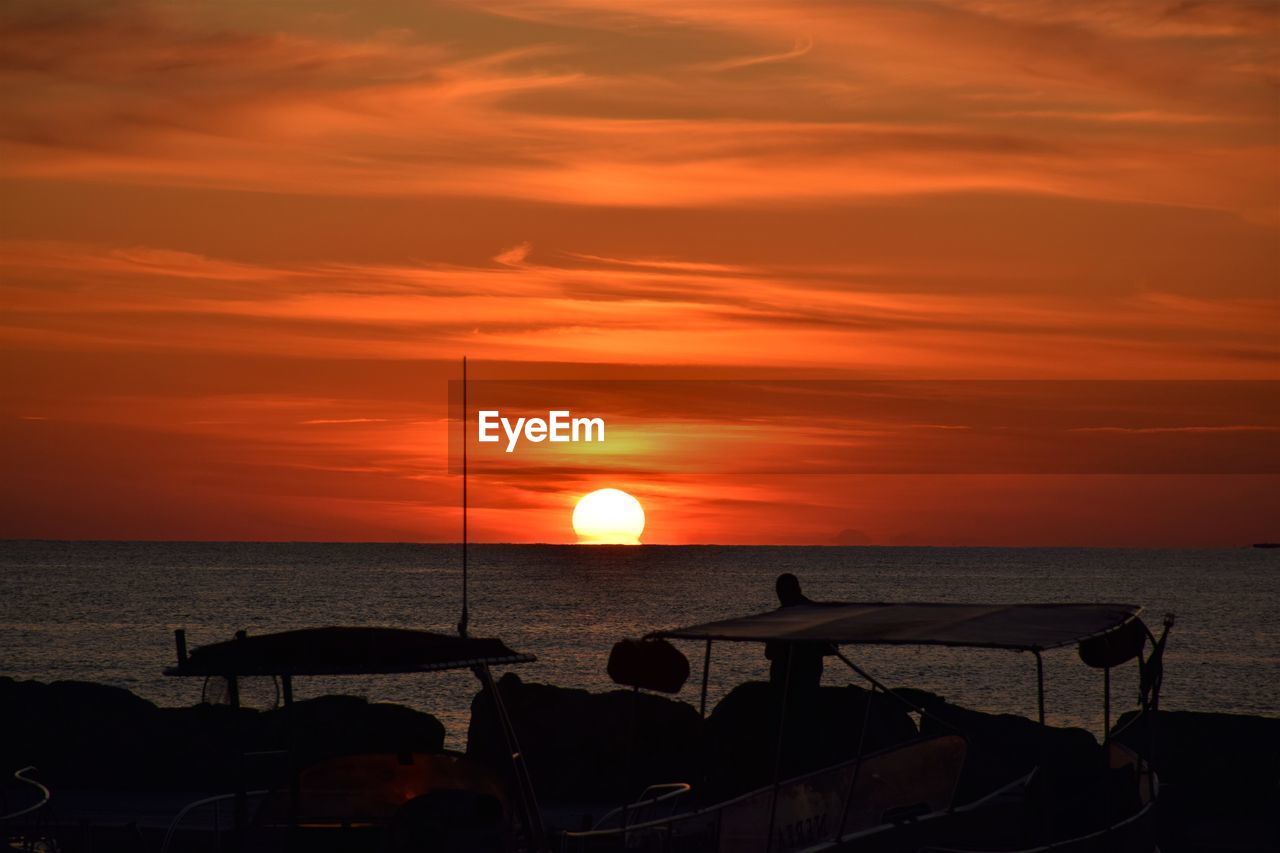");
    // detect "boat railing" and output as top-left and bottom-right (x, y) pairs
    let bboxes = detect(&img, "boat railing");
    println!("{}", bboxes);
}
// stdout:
(1, 766), (51, 824)
(919, 747), (1158, 853)
(585, 782), (693, 834)
(558, 734), (965, 853)
(920, 778), (1157, 853)
(159, 789), (269, 853)
(1, 766), (57, 853)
